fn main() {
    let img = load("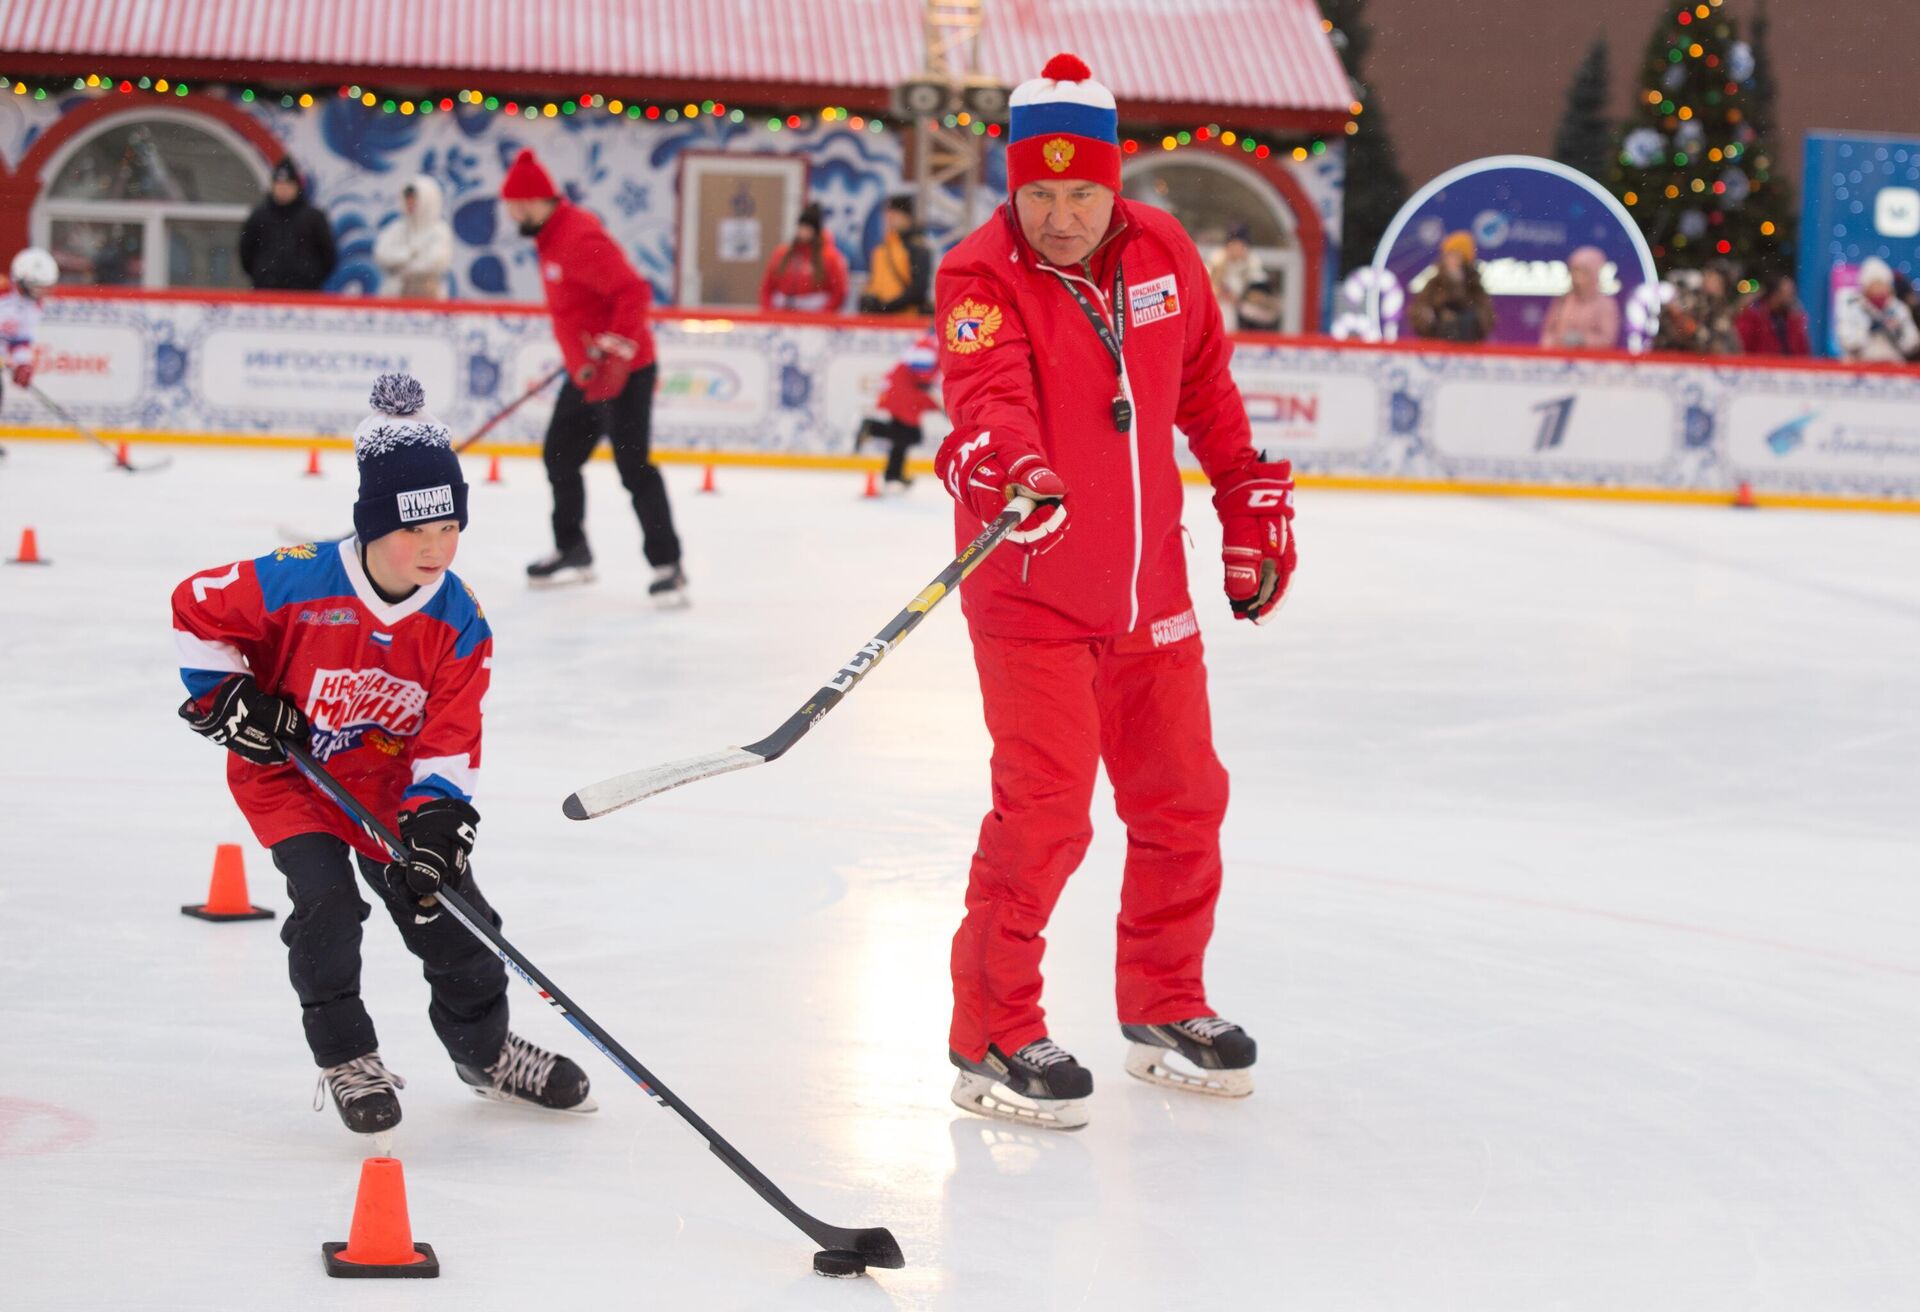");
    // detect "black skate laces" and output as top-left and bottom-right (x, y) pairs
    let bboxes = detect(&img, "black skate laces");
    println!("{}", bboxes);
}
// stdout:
(1015, 1039), (1076, 1068)
(488, 1034), (558, 1096)
(313, 1053), (405, 1110)
(1175, 1017), (1241, 1042)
